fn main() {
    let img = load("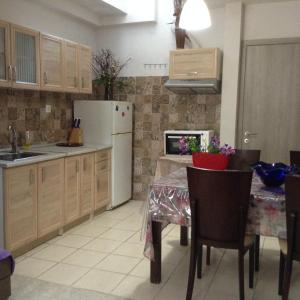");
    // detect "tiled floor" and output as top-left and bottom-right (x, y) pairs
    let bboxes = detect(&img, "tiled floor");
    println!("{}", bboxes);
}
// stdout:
(12, 200), (300, 300)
